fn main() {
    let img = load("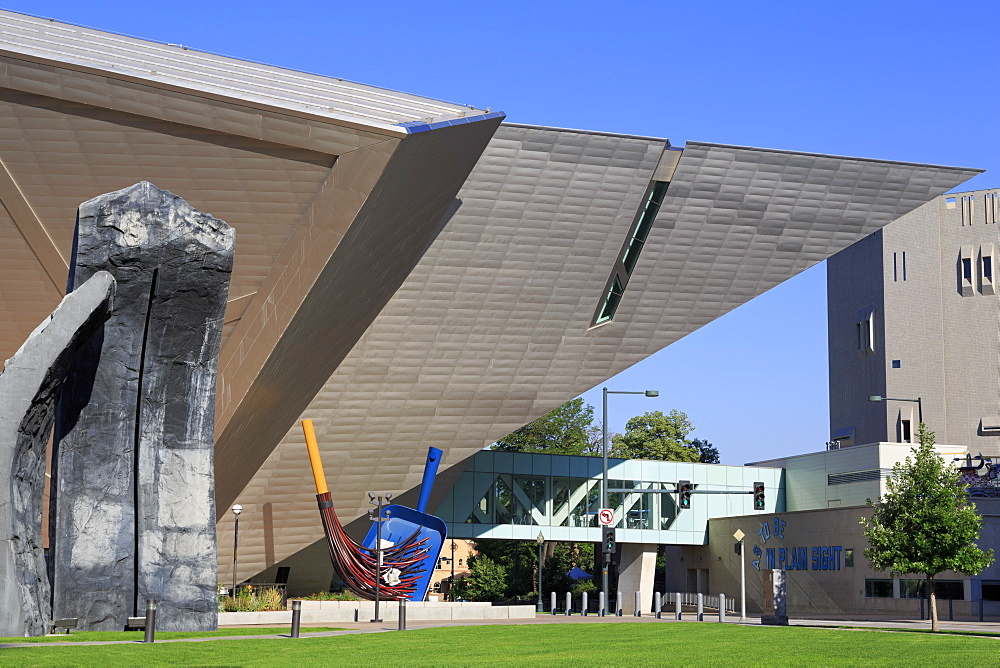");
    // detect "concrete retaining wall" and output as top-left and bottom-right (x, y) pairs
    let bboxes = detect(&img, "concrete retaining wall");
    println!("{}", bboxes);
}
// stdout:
(219, 601), (534, 625)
